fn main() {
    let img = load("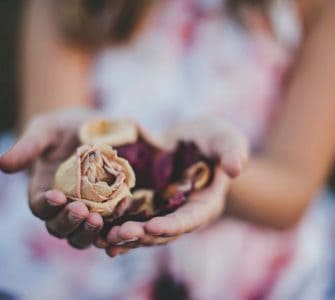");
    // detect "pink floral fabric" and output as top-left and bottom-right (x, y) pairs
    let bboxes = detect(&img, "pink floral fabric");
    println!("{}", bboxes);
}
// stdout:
(0, 1), (333, 299)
